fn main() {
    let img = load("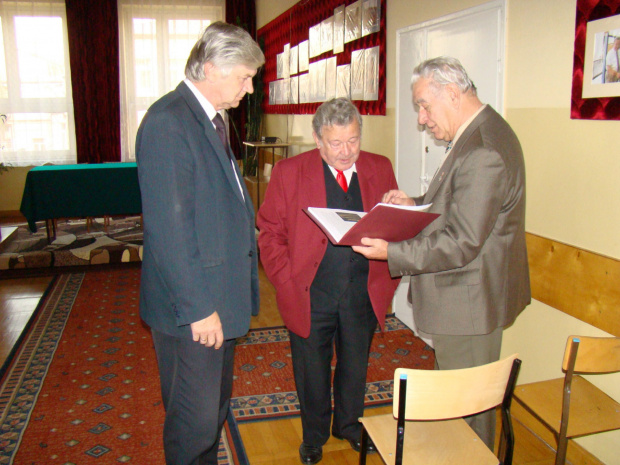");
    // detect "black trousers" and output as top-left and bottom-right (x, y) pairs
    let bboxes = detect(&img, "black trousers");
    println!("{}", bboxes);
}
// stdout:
(289, 281), (377, 446)
(151, 330), (235, 465)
